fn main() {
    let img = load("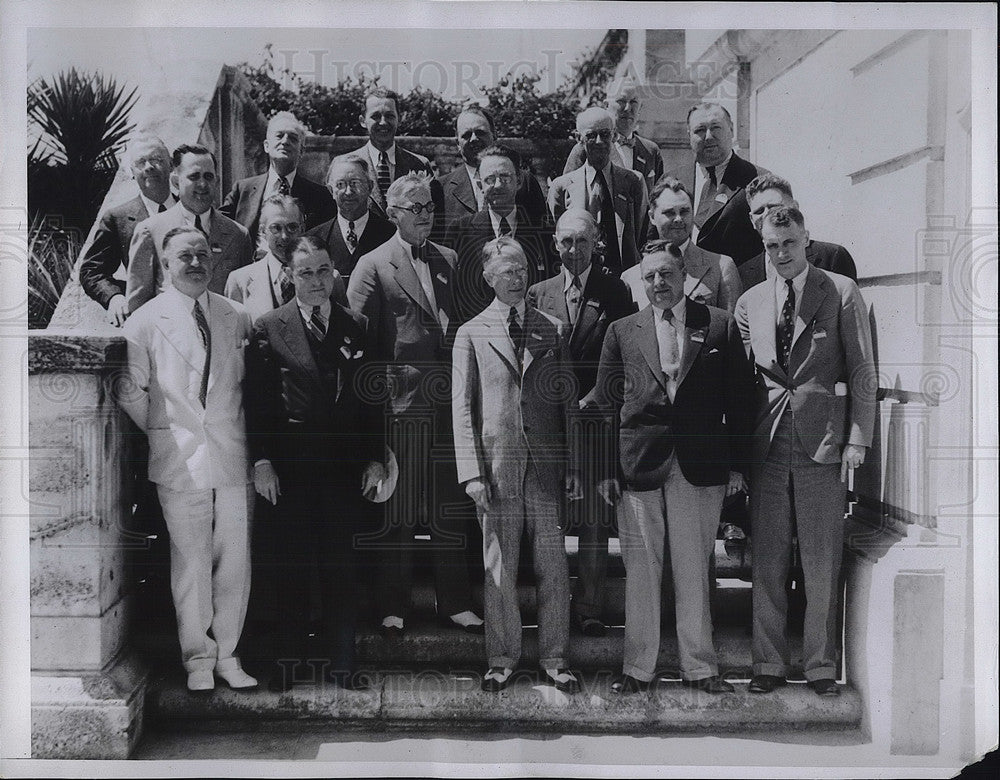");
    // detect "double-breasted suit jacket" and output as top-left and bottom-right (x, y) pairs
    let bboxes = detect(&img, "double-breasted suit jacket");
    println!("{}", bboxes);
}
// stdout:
(306, 208), (397, 281)
(125, 205), (253, 313)
(547, 163), (649, 272)
(221, 171), (335, 238)
(79, 195), (149, 308)
(224, 254), (348, 323)
(685, 154), (764, 264)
